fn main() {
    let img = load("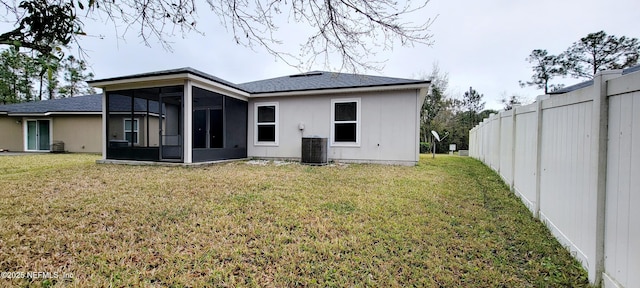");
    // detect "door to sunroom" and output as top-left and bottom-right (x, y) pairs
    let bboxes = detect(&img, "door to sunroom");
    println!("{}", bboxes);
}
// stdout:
(159, 93), (183, 161)
(26, 119), (50, 151)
